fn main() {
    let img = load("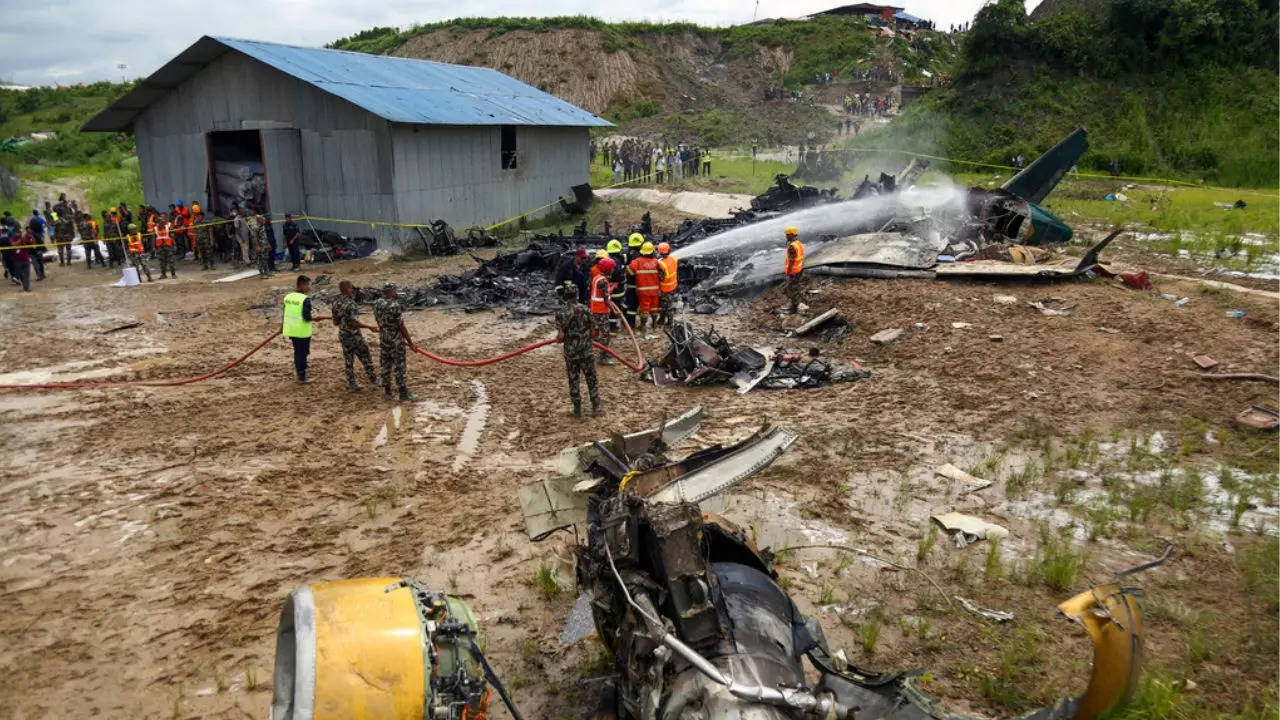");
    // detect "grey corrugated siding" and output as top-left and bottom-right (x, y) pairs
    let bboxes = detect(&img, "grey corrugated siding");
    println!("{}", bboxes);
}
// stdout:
(132, 51), (397, 243)
(390, 125), (589, 229)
